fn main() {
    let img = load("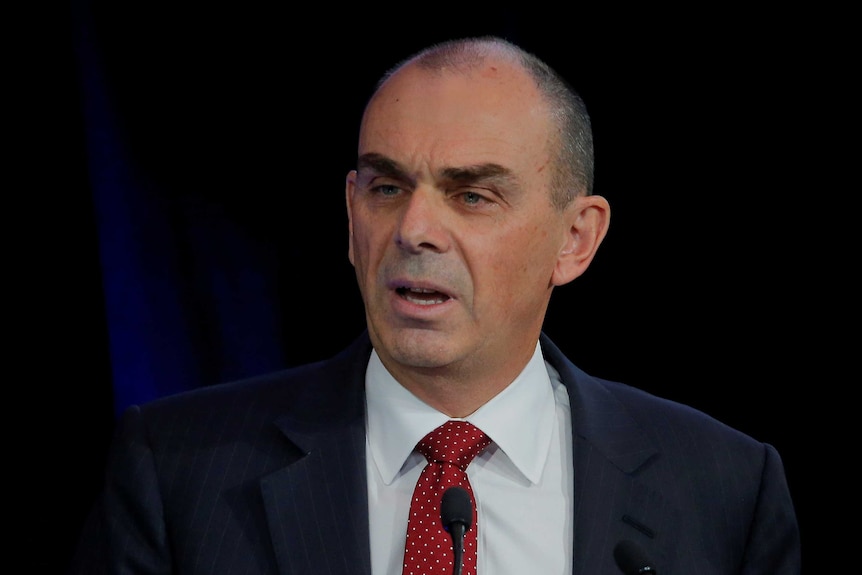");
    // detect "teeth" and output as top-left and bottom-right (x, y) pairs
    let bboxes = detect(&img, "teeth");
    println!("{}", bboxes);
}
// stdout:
(397, 286), (447, 304)
(405, 294), (445, 305)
